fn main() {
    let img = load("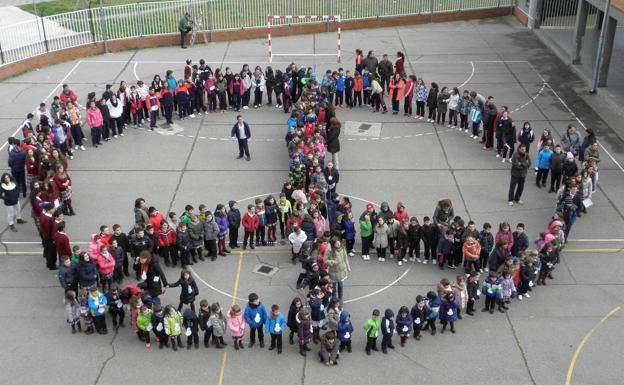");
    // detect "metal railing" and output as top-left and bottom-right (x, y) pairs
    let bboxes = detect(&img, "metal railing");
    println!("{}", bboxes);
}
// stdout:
(0, 0), (513, 66)
(540, 0), (599, 28)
